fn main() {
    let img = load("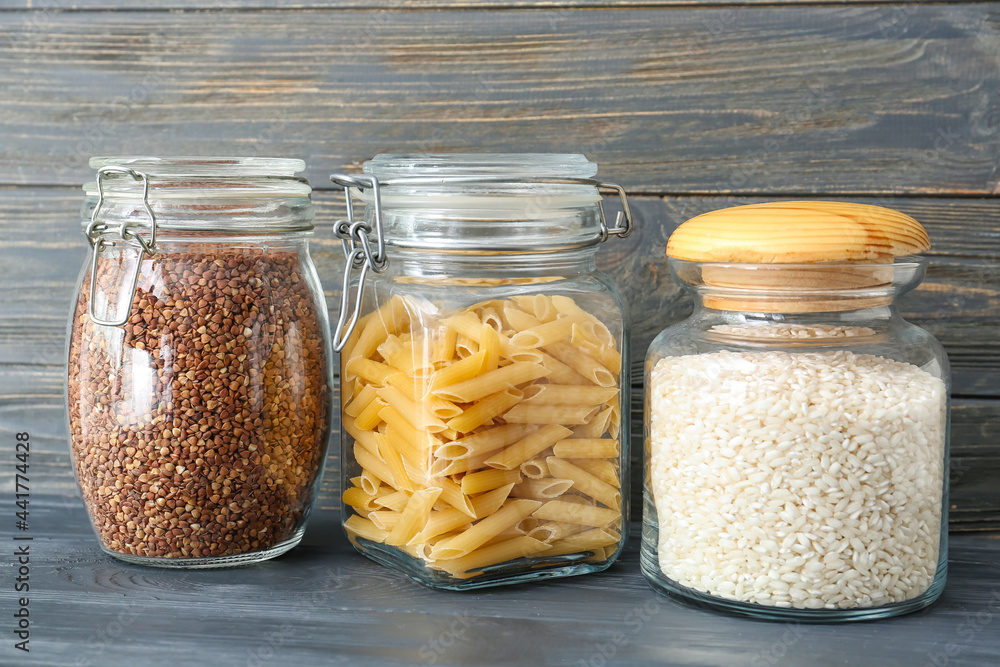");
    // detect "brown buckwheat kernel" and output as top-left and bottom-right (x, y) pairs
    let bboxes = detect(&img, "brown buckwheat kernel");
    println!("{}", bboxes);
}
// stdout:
(68, 247), (330, 560)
